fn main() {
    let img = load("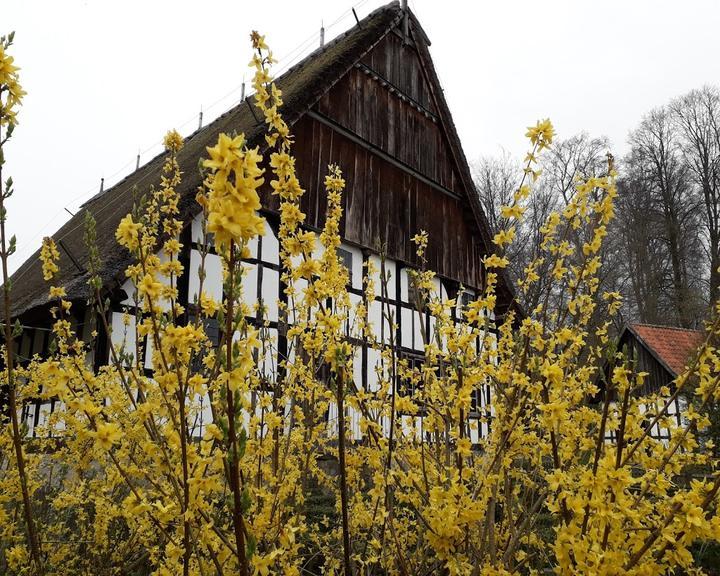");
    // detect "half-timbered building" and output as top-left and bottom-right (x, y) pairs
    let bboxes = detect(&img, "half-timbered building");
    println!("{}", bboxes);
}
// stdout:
(6, 2), (515, 441)
(602, 323), (703, 442)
